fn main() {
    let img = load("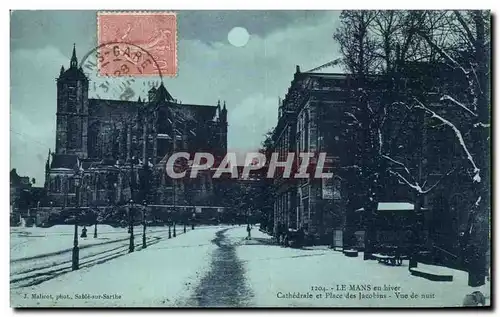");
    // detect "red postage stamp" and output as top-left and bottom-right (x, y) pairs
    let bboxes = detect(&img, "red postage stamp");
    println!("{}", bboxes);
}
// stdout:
(97, 12), (177, 77)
